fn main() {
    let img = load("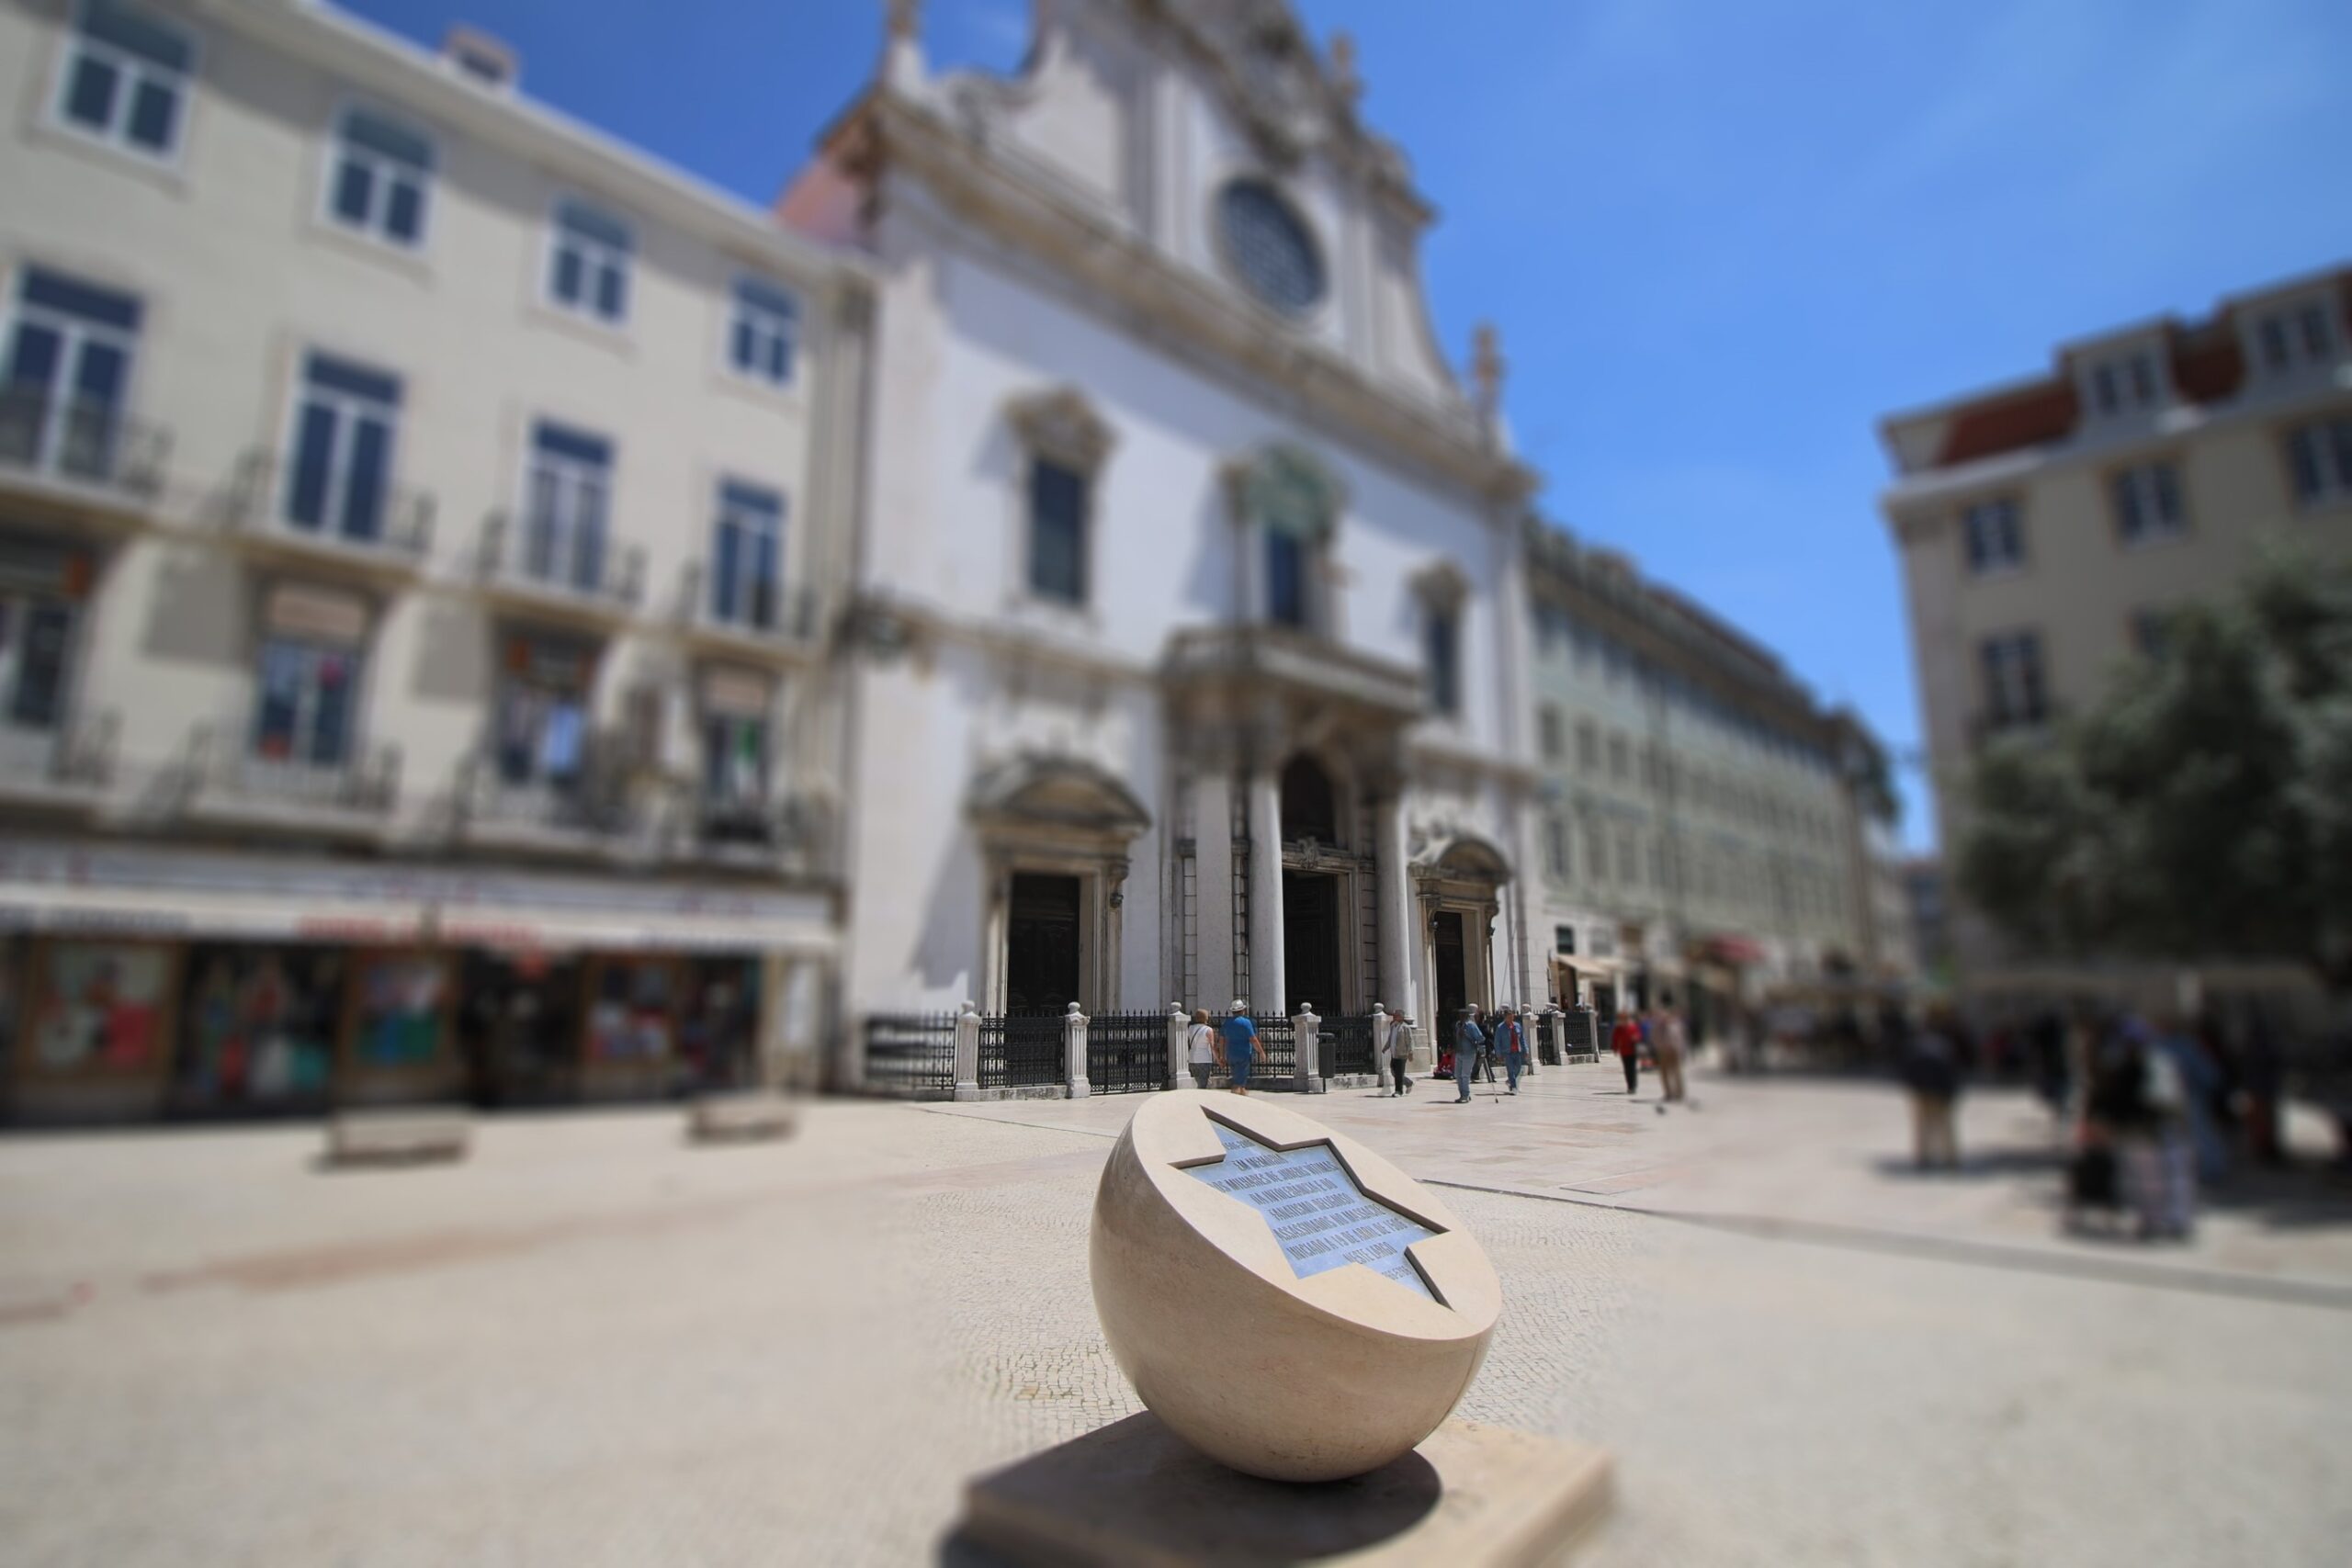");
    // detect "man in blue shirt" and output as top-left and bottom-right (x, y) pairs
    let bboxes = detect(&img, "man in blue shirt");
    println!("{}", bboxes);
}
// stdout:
(1216, 998), (1259, 1095)
(1453, 1009), (1485, 1102)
